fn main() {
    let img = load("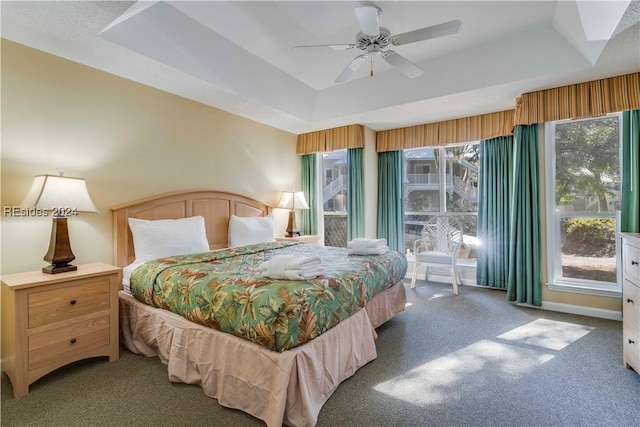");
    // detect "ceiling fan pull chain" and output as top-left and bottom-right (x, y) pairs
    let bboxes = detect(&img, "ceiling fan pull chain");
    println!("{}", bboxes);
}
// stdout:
(370, 56), (374, 77)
